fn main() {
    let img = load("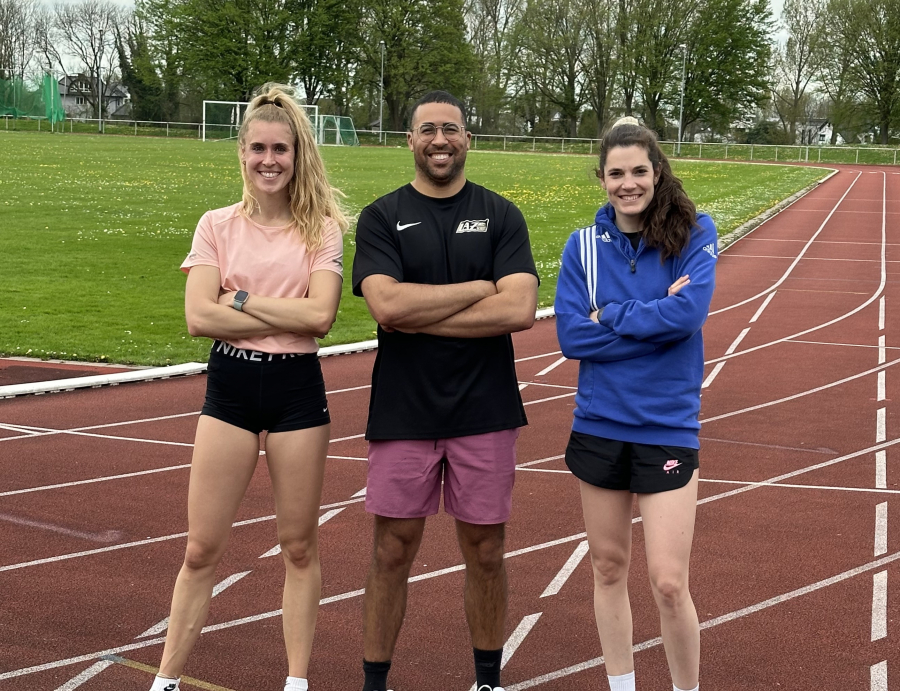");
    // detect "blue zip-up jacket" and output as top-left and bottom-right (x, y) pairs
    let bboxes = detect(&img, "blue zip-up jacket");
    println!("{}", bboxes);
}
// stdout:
(554, 204), (718, 448)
